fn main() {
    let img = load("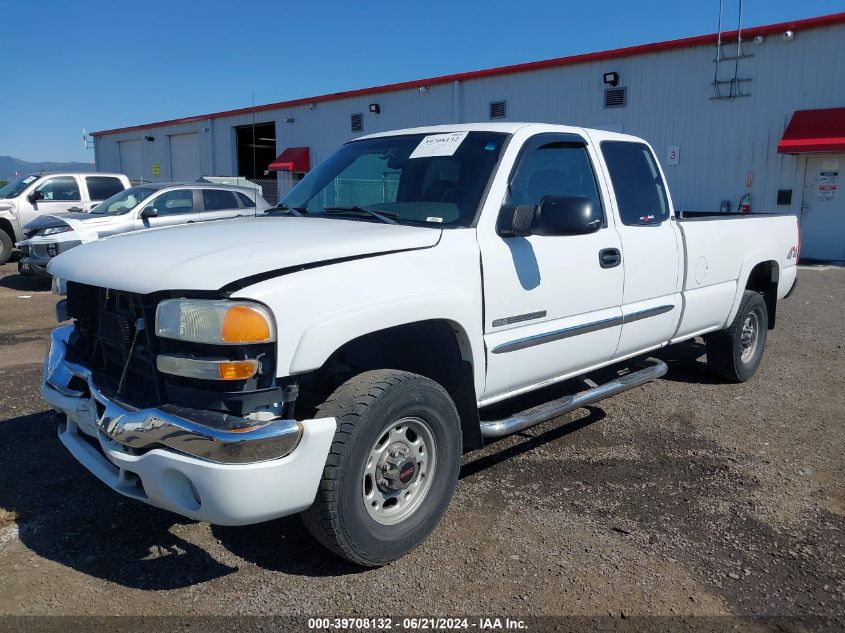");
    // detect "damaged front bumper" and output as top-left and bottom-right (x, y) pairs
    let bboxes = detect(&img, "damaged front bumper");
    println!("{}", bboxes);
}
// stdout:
(41, 325), (336, 525)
